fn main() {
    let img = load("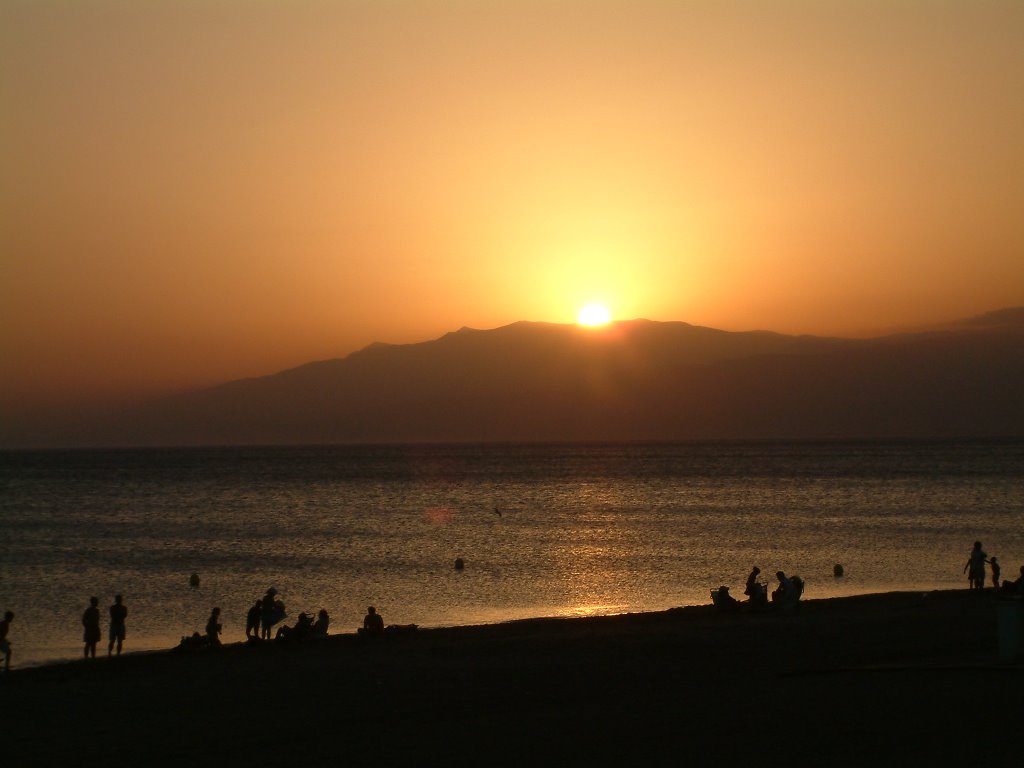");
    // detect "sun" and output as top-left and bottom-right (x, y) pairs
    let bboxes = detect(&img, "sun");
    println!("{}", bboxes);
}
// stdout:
(577, 303), (612, 327)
